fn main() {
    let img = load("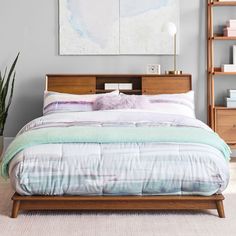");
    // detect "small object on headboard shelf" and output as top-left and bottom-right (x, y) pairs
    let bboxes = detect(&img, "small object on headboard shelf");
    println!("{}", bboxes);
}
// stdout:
(104, 83), (119, 90)
(146, 64), (161, 74)
(104, 83), (133, 90)
(118, 83), (133, 90)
